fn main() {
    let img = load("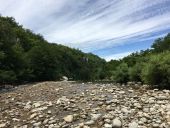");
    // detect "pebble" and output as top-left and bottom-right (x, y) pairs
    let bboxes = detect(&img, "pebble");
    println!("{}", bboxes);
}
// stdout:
(112, 118), (122, 127)
(0, 82), (170, 128)
(0, 123), (6, 128)
(30, 113), (37, 119)
(104, 123), (112, 128)
(129, 121), (138, 128)
(63, 115), (74, 123)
